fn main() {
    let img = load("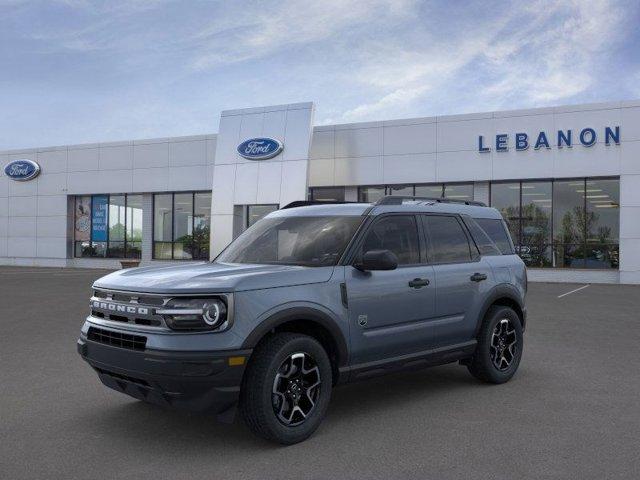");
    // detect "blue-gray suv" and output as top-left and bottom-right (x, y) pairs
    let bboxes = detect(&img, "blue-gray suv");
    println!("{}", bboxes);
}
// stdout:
(78, 196), (527, 444)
